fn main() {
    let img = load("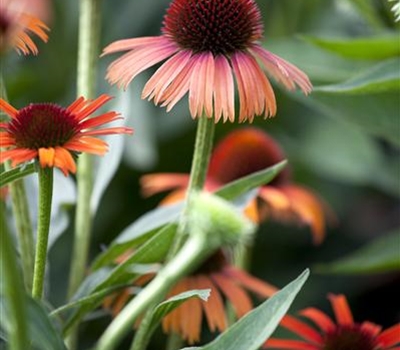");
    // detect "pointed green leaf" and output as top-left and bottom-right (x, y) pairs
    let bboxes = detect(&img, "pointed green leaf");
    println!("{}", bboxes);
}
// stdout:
(1, 296), (67, 350)
(302, 34), (400, 60)
(180, 269), (309, 350)
(215, 161), (287, 201)
(0, 163), (36, 188)
(316, 230), (400, 274)
(314, 58), (400, 94)
(146, 289), (210, 341)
